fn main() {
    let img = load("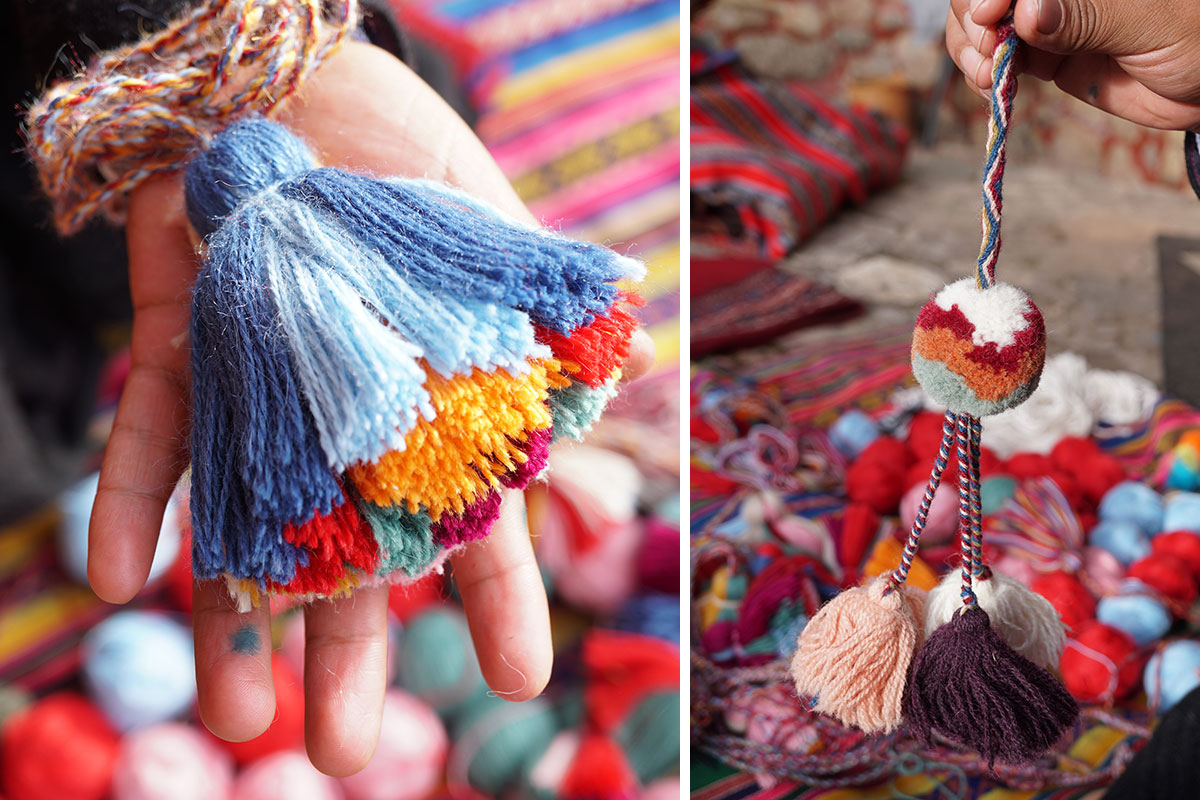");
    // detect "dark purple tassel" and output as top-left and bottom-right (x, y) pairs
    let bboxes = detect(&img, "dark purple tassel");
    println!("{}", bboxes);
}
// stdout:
(903, 606), (1078, 765)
